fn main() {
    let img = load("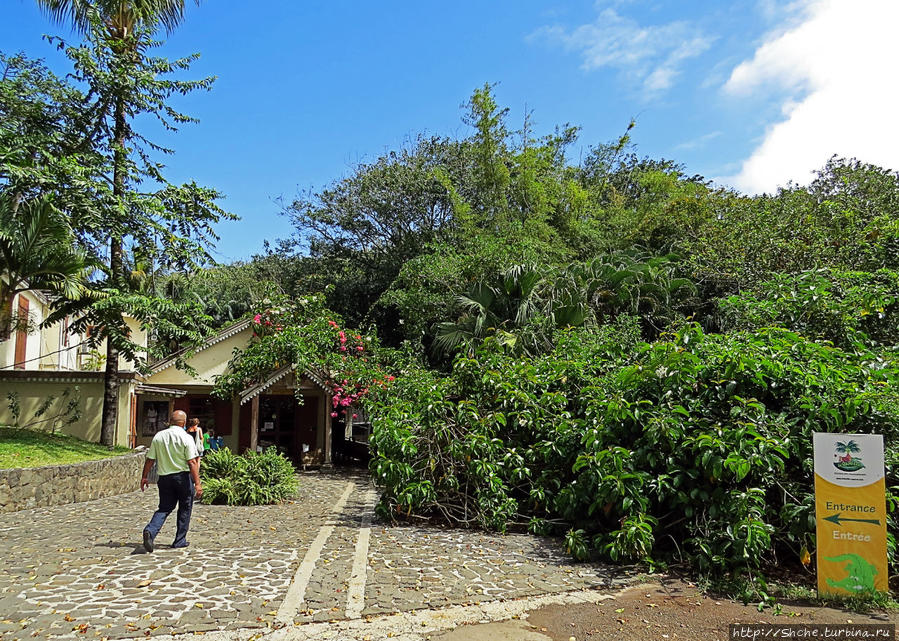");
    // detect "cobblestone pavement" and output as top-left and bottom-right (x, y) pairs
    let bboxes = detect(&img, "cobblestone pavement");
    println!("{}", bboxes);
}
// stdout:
(0, 470), (636, 640)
